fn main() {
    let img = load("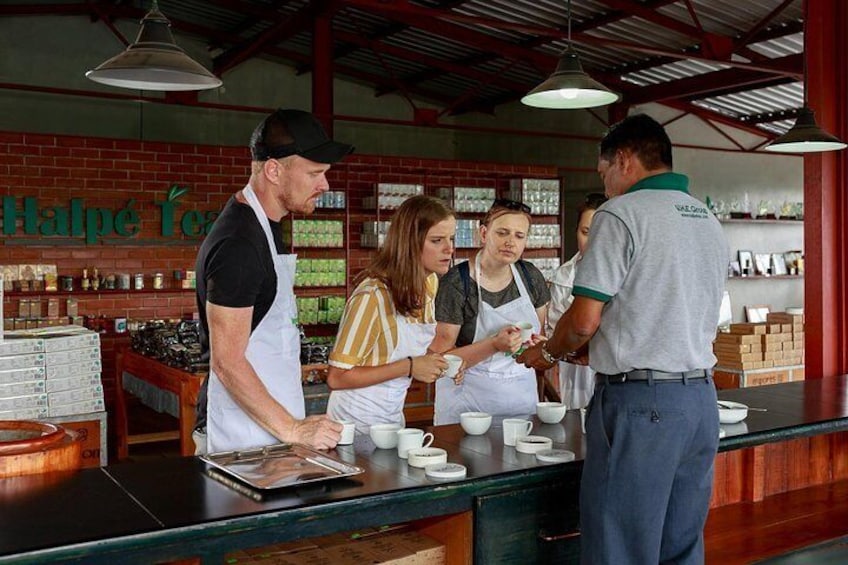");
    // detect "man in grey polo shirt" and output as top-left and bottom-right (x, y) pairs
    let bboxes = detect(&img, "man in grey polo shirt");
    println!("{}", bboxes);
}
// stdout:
(519, 114), (729, 565)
